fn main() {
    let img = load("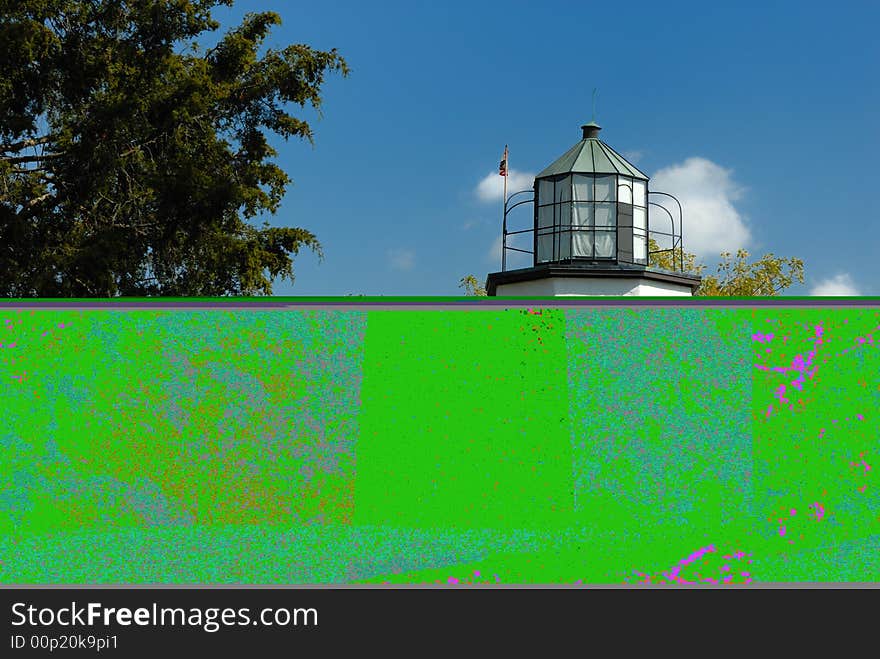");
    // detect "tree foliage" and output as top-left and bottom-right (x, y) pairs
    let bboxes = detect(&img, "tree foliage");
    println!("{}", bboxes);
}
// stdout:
(648, 239), (804, 296)
(459, 274), (486, 296)
(646, 238), (705, 278)
(0, 0), (348, 296)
